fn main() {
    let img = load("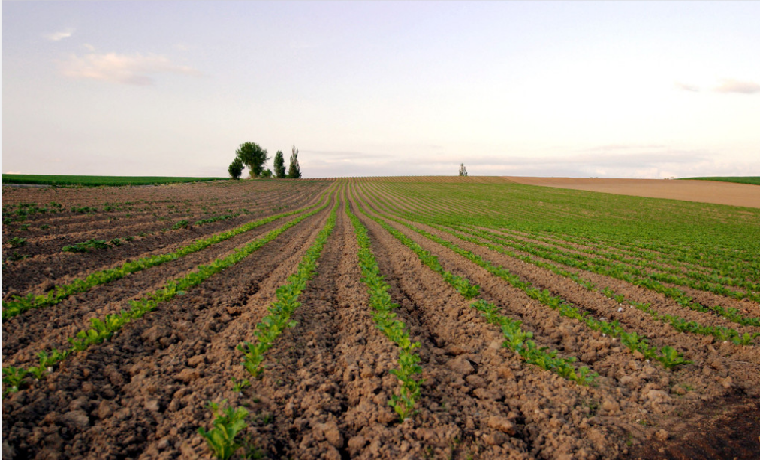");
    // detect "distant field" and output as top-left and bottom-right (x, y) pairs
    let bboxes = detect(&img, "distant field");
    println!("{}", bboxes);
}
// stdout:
(1, 174), (226, 186)
(680, 176), (760, 185)
(507, 176), (760, 208)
